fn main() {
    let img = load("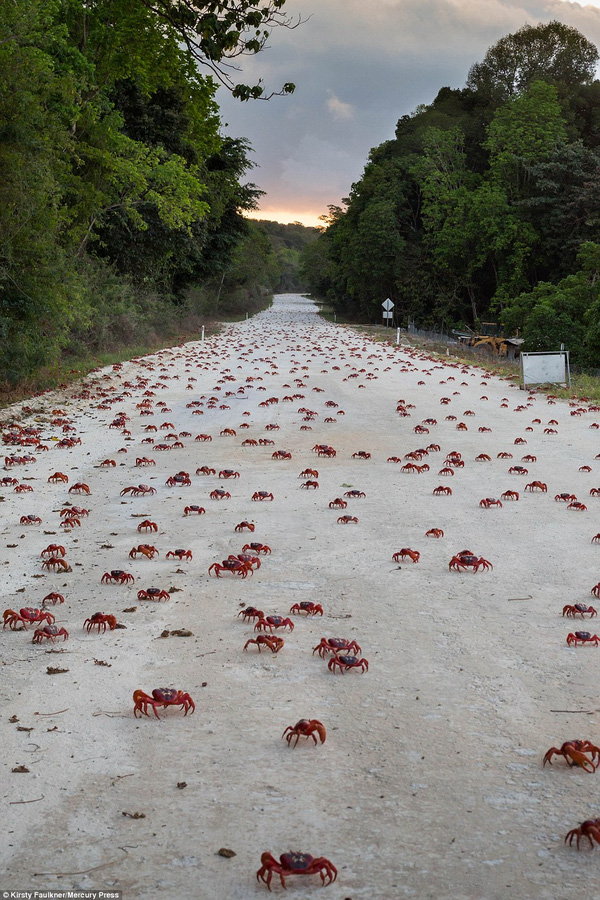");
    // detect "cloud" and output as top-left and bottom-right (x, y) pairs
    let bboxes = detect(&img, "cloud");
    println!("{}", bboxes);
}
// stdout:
(217, 1), (600, 222)
(326, 92), (354, 121)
